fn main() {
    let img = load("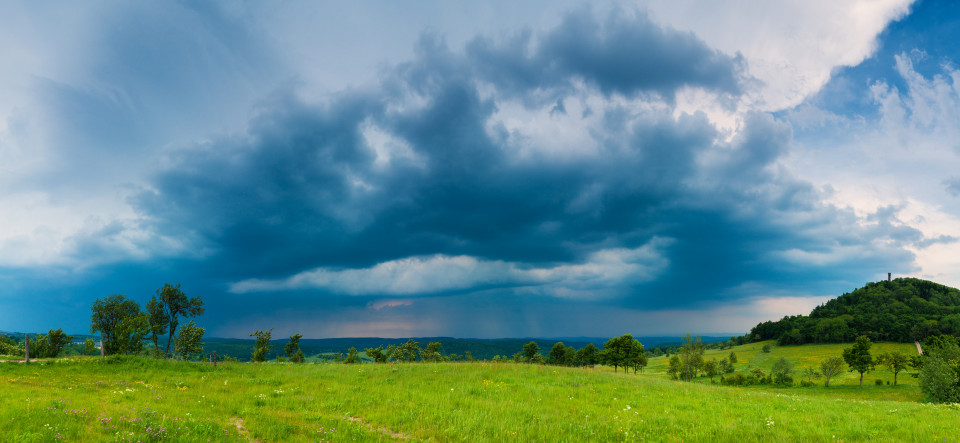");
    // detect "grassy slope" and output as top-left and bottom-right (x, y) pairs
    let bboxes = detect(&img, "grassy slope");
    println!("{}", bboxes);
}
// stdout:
(1, 340), (959, 442)
(645, 341), (921, 401)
